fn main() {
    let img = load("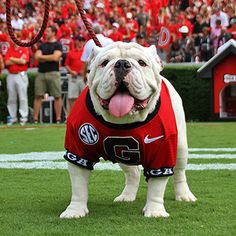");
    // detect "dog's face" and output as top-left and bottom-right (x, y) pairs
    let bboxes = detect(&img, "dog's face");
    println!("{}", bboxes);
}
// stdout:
(87, 42), (163, 124)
